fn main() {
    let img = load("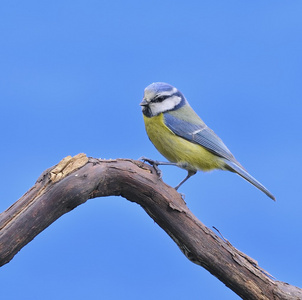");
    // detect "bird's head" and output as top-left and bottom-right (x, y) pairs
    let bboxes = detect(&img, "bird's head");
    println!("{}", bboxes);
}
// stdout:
(140, 82), (187, 117)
